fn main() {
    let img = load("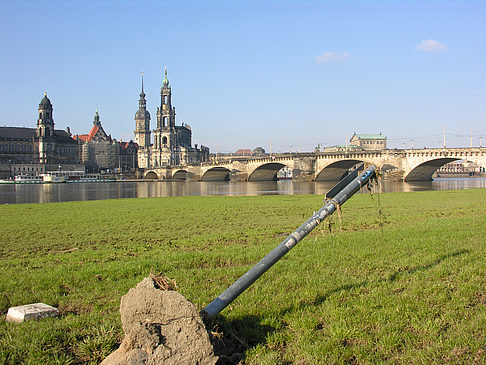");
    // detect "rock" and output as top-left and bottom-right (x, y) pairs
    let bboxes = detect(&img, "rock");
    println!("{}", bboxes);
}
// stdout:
(6, 303), (59, 323)
(101, 278), (218, 365)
